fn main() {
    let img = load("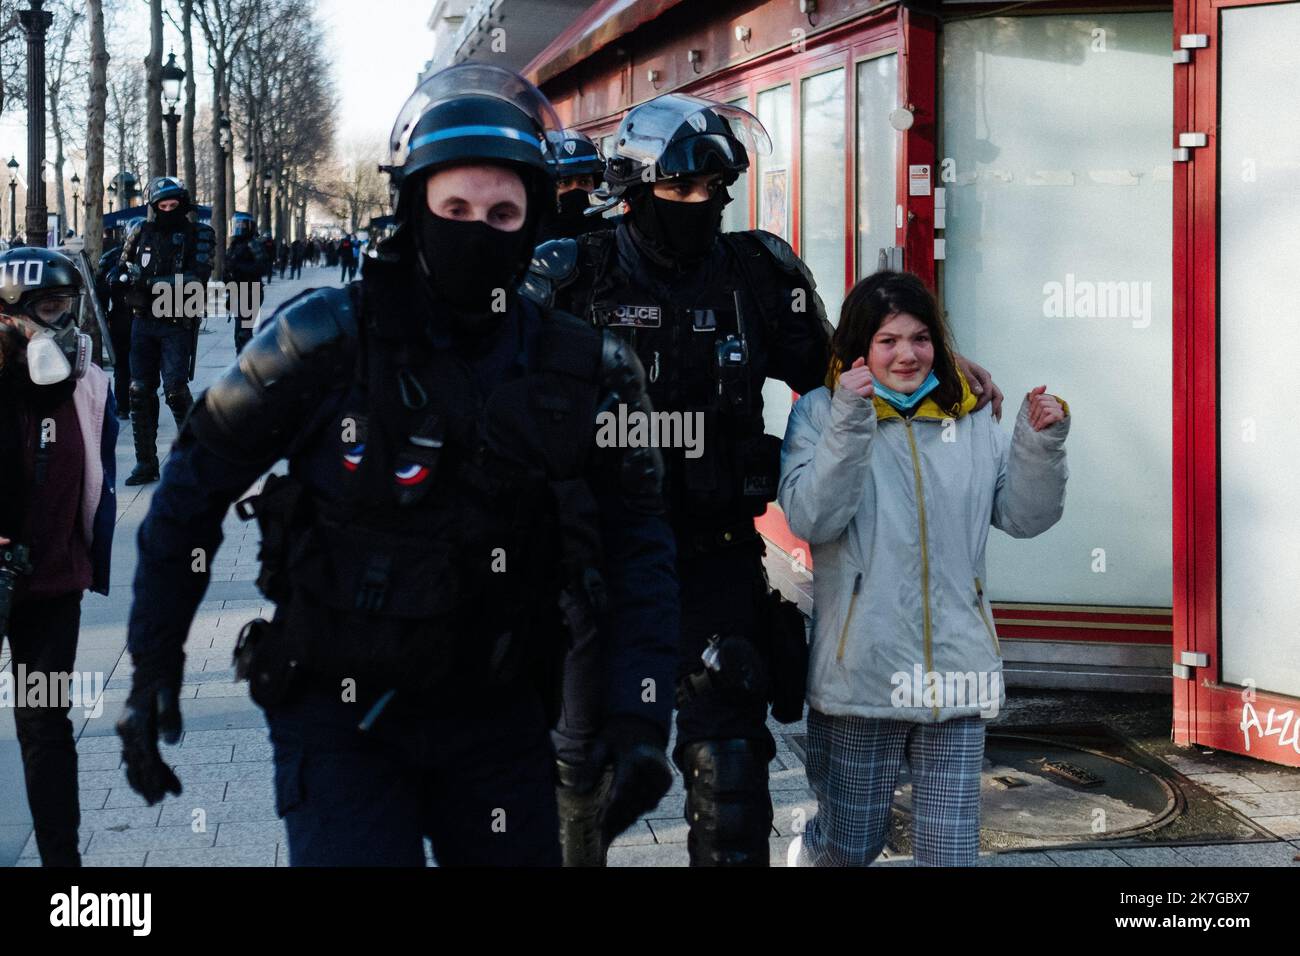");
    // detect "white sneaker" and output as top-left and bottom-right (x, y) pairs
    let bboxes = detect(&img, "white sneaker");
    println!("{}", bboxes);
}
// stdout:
(787, 834), (804, 867)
